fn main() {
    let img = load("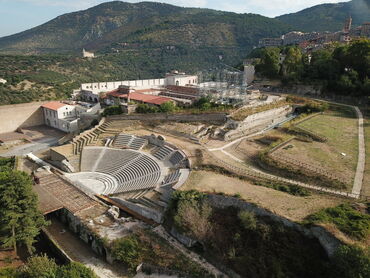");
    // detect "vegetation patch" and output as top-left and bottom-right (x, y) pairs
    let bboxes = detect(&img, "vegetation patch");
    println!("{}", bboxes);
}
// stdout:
(1, 255), (97, 278)
(111, 228), (210, 277)
(304, 203), (370, 240)
(167, 191), (331, 277)
(102, 105), (123, 116)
